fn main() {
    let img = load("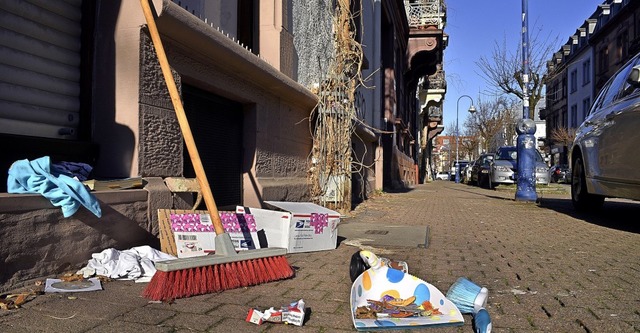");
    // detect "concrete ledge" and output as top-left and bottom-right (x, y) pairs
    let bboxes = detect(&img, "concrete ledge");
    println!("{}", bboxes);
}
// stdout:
(258, 177), (310, 202)
(0, 188), (159, 293)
